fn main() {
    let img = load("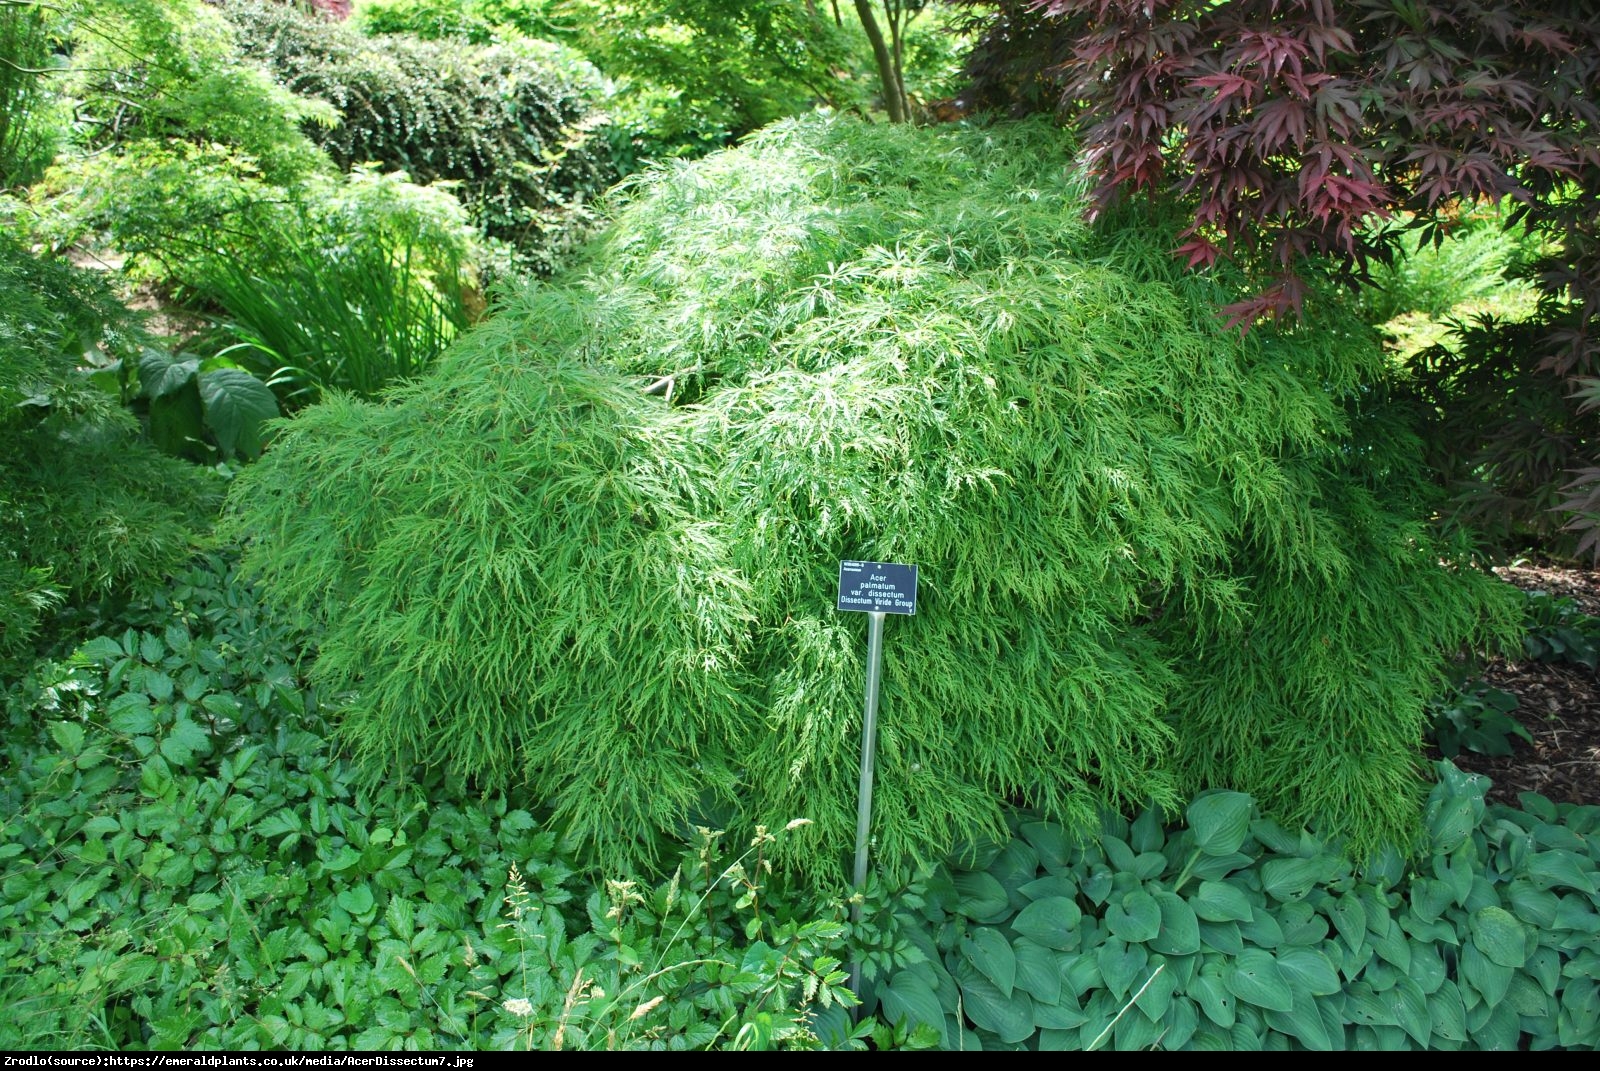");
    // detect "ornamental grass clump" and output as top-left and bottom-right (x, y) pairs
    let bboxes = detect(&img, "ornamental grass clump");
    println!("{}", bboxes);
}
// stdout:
(228, 115), (1518, 877)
